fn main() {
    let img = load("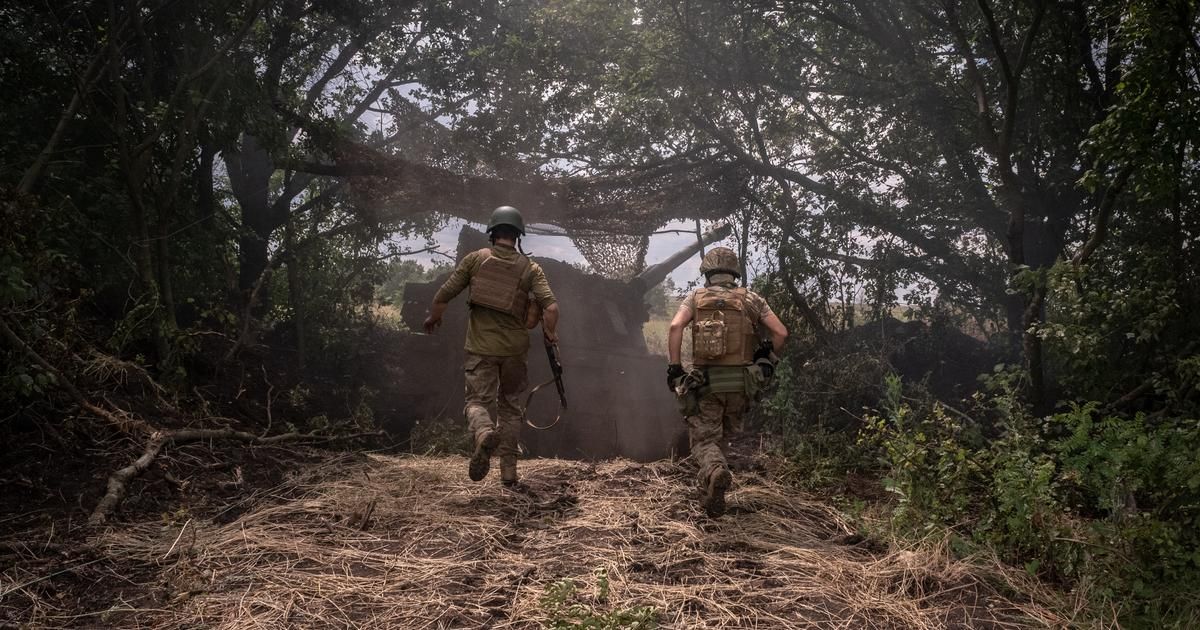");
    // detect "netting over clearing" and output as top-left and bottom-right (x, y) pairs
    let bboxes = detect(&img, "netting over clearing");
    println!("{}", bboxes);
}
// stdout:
(567, 229), (649, 279)
(338, 138), (755, 281)
(337, 140), (750, 249)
